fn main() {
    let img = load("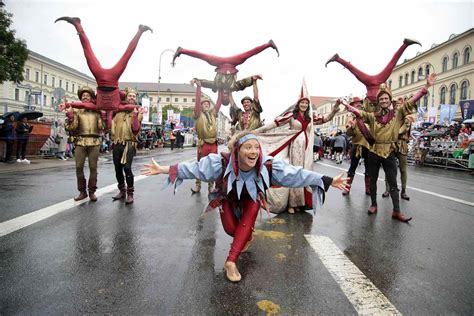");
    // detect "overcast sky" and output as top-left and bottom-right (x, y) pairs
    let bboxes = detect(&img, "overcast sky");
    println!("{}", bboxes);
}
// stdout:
(5, 0), (474, 121)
